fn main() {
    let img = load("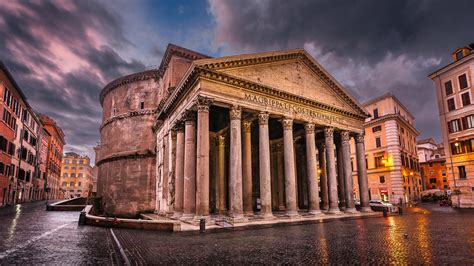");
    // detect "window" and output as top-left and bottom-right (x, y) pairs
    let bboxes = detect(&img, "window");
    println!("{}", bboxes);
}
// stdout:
(444, 81), (453, 95)
(448, 119), (461, 133)
(372, 125), (382, 133)
(442, 170), (446, 177)
(429, 178), (437, 184)
(70, 182), (75, 186)
(63, 173), (68, 177)
(71, 166), (76, 170)
(78, 173), (83, 177)
(458, 166), (466, 179)
(459, 74), (468, 90)
(62, 182), (67, 186)
(379, 176), (385, 183)
(375, 154), (385, 168)
(71, 173), (76, 177)
(456, 50), (463, 60)
(72, 160), (77, 164)
(373, 108), (379, 119)
(78, 182), (81, 186)
(140, 101), (145, 110)
(447, 98), (456, 111)
(461, 92), (471, 106)
(375, 137), (381, 148)
(64, 166), (69, 170)
(79, 160), (83, 164)
(462, 115), (474, 129)
(441, 161), (445, 166)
